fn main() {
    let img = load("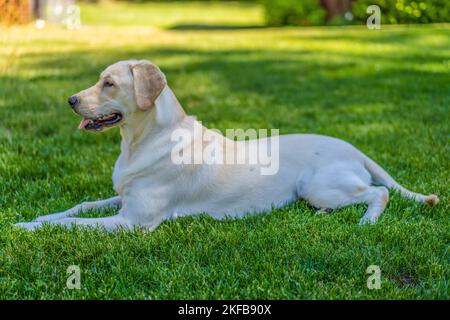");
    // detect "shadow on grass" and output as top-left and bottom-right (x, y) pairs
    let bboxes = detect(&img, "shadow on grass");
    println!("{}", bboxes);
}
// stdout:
(2, 26), (448, 142)
(10, 46), (448, 116)
(281, 25), (450, 48)
(168, 23), (266, 31)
